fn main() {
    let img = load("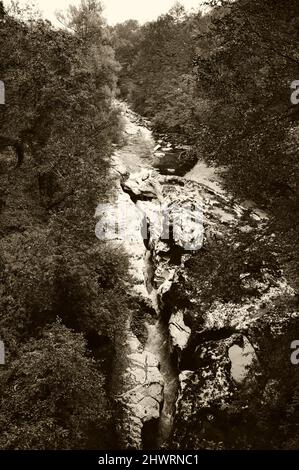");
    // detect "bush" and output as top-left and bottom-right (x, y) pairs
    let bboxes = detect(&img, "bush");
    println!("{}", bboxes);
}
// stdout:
(0, 322), (112, 450)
